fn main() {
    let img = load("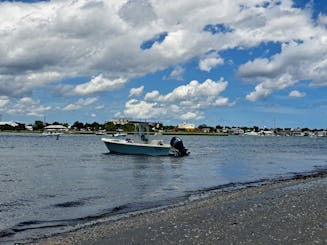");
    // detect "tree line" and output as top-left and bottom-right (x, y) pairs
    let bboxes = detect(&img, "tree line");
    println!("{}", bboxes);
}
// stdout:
(0, 120), (326, 132)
